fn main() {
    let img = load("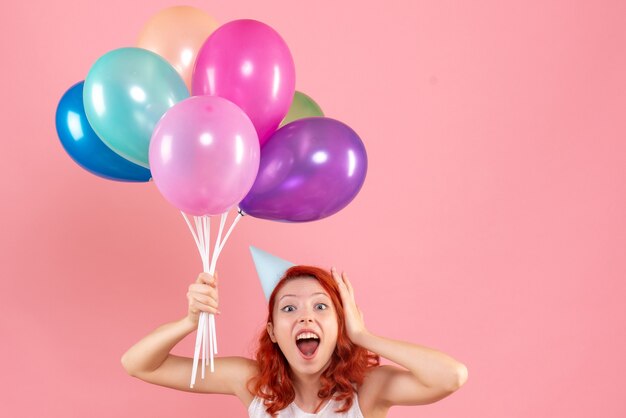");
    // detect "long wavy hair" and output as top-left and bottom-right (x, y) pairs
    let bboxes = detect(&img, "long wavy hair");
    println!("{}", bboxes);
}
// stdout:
(248, 265), (380, 416)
